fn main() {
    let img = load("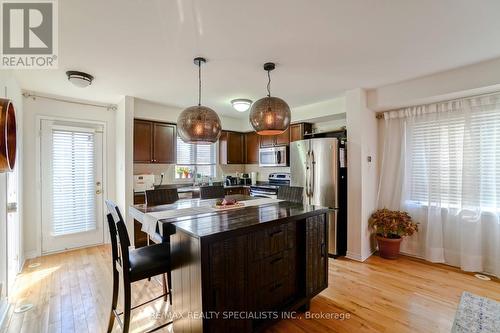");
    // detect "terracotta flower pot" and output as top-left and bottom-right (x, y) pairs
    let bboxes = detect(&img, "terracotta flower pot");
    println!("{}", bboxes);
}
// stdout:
(376, 235), (402, 259)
